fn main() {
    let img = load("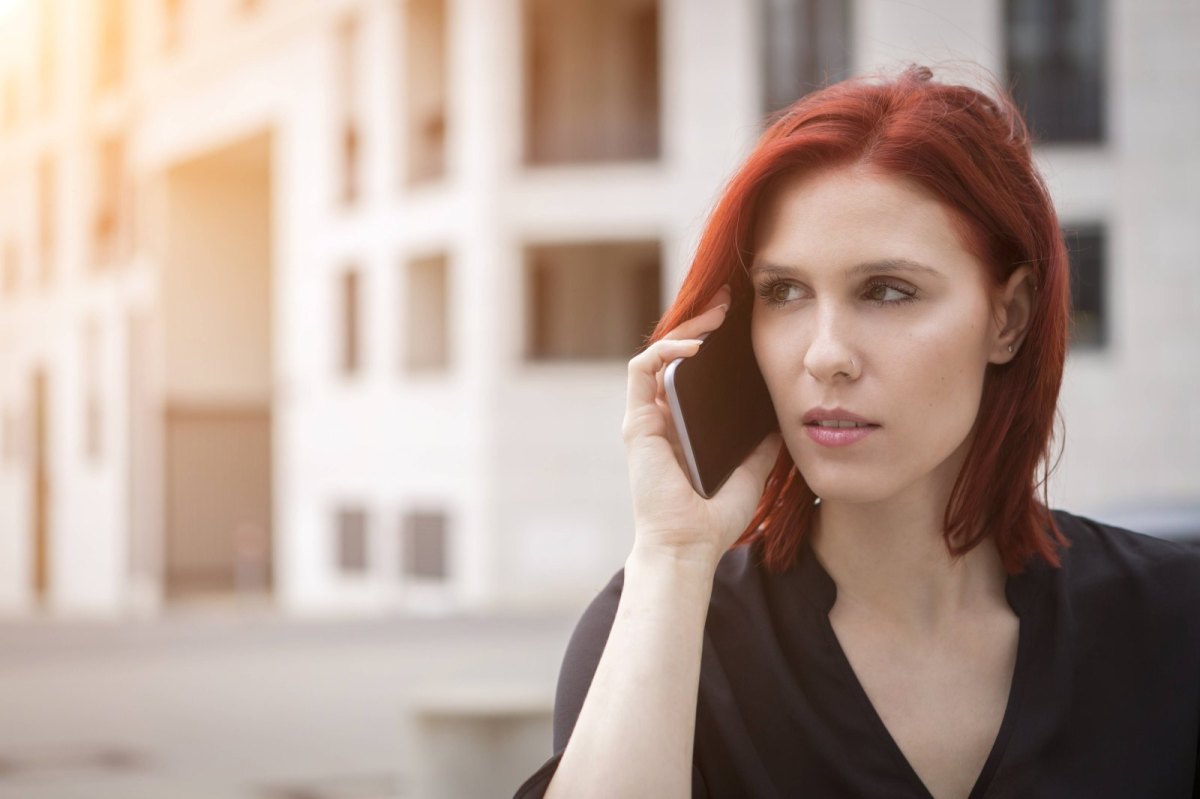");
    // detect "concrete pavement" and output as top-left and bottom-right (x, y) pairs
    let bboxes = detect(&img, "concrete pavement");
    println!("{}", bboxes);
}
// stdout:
(0, 609), (577, 798)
